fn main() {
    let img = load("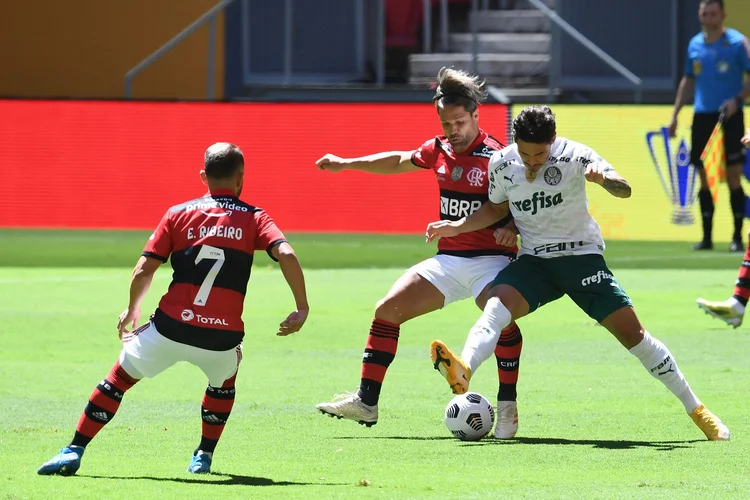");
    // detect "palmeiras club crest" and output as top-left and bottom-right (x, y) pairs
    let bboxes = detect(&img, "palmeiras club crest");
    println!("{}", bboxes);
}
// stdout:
(646, 127), (697, 225)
